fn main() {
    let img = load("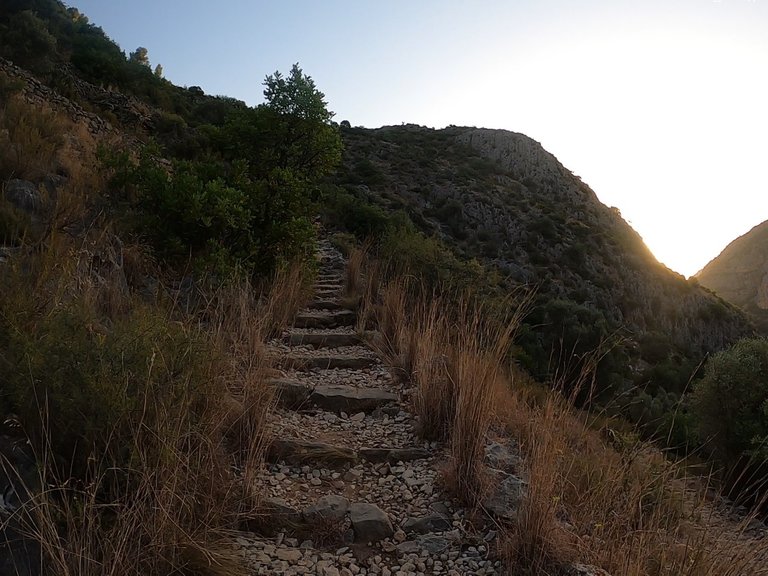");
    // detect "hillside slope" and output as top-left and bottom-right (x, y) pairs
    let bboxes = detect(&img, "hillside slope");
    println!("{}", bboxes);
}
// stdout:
(696, 220), (768, 331)
(336, 124), (754, 399)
